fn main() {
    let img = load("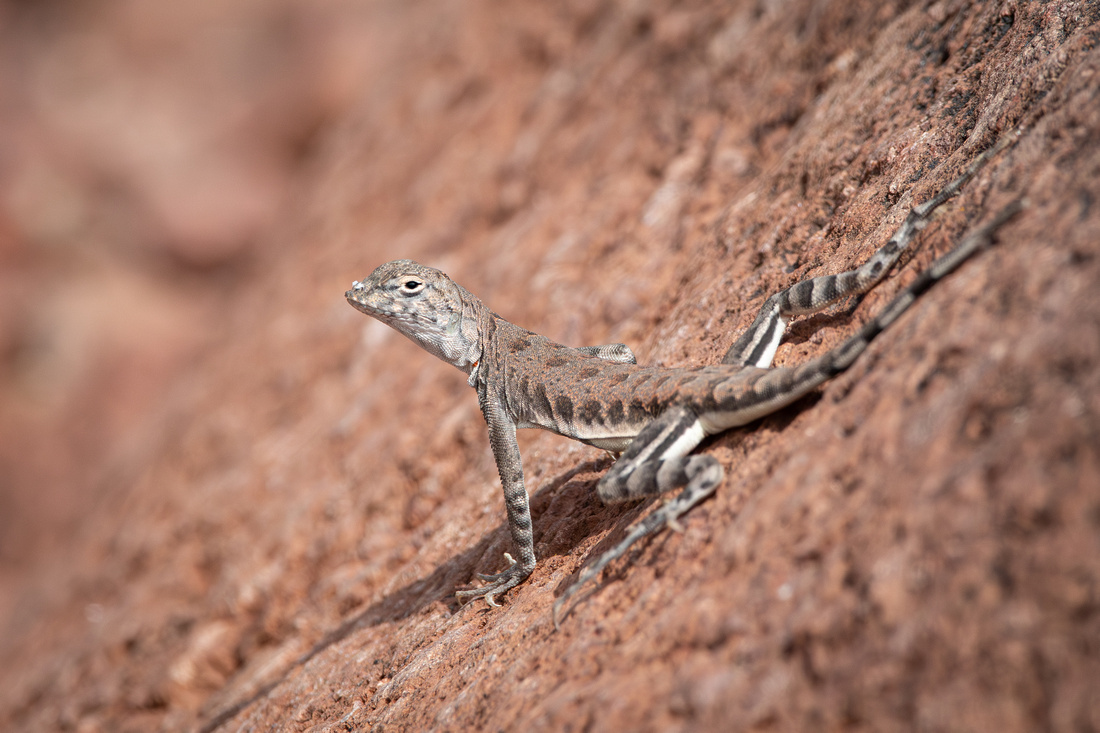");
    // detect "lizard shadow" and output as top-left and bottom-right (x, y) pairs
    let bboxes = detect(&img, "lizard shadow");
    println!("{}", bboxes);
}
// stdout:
(195, 458), (615, 732)
(197, 306), (865, 731)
